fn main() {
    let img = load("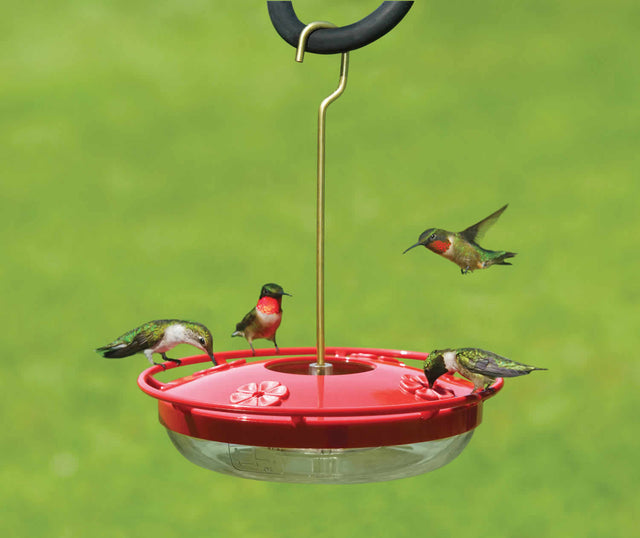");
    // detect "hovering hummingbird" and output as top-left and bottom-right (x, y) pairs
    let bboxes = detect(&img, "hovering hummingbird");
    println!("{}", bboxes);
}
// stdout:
(403, 204), (516, 274)
(424, 347), (546, 393)
(232, 283), (291, 355)
(96, 319), (216, 369)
